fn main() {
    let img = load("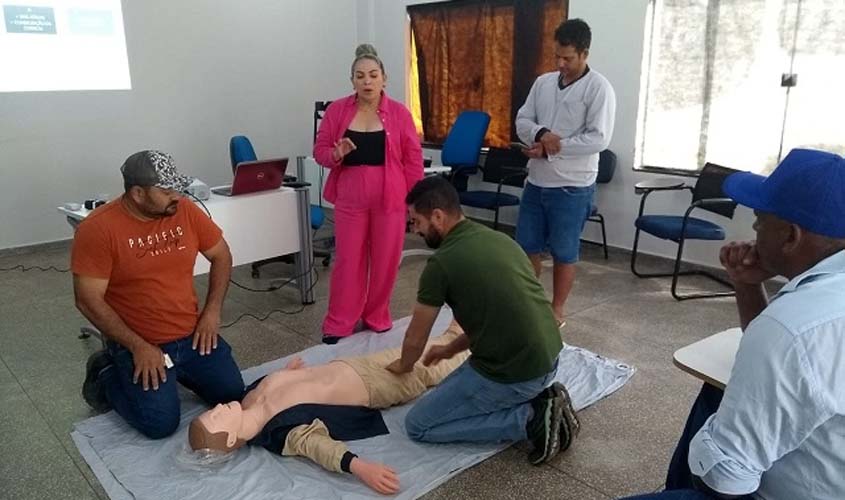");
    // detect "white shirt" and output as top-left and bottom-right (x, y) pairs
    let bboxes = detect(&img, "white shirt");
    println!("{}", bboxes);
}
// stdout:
(689, 250), (845, 500)
(515, 68), (616, 187)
